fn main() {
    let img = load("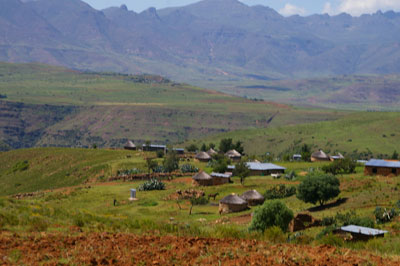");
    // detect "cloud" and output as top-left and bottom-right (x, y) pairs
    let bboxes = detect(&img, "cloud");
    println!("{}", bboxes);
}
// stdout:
(279, 3), (306, 16)
(337, 0), (400, 16)
(322, 2), (334, 15)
